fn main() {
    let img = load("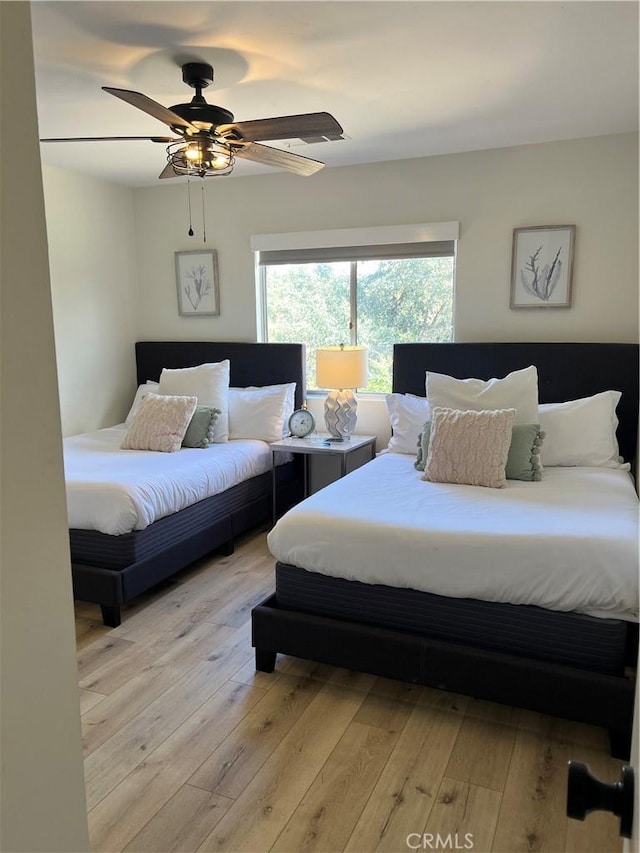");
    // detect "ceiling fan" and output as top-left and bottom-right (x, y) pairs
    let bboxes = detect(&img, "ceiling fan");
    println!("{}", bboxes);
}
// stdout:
(40, 62), (344, 179)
